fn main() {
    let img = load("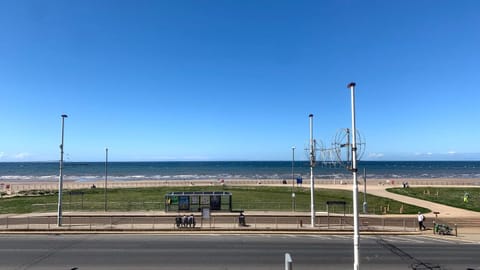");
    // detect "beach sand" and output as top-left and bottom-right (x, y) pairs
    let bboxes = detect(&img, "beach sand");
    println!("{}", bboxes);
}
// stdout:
(2, 177), (479, 194)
